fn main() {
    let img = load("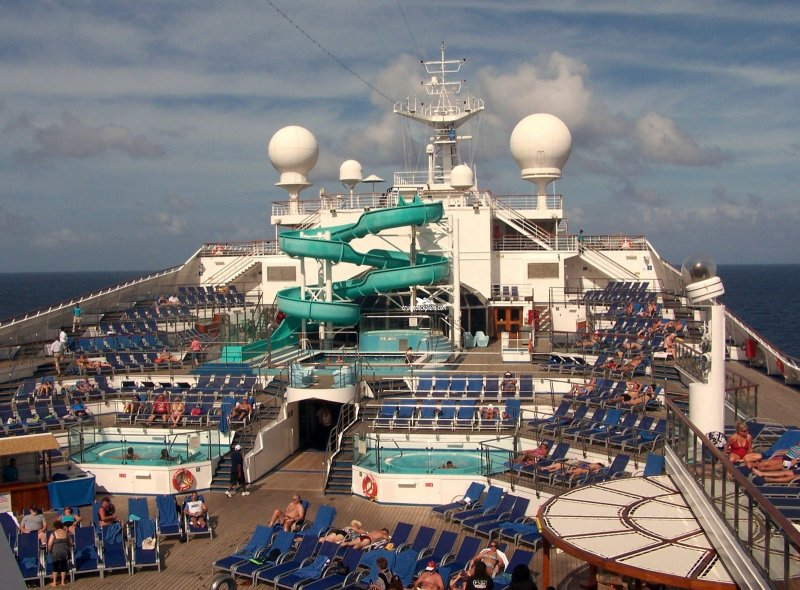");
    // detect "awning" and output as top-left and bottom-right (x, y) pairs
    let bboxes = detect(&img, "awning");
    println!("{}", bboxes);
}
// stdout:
(0, 433), (60, 457)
